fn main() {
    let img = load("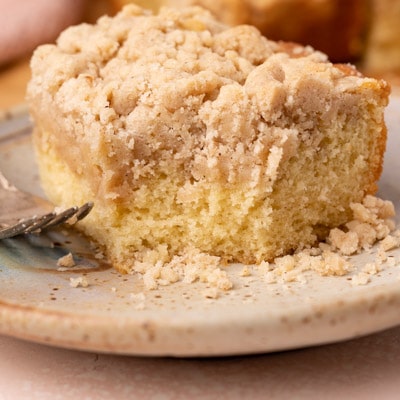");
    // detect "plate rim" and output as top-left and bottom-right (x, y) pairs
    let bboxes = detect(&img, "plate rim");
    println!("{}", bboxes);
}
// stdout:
(0, 96), (400, 356)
